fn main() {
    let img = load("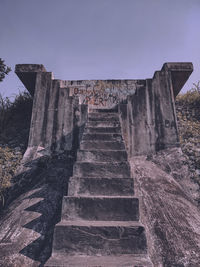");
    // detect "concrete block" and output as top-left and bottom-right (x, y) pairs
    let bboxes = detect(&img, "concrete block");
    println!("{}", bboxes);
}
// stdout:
(80, 140), (125, 150)
(77, 150), (127, 162)
(45, 254), (153, 267)
(62, 196), (139, 221)
(73, 162), (130, 178)
(52, 221), (147, 255)
(85, 126), (121, 134)
(68, 177), (134, 196)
